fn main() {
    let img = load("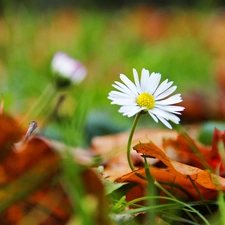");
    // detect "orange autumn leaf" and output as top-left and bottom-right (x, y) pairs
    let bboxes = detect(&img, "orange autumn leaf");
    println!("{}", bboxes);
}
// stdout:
(91, 129), (177, 160)
(0, 114), (23, 161)
(0, 184), (72, 225)
(0, 136), (72, 225)
(117, 141), (225, 201)
(135, 141), (225, 190)
(212, 128), (225, 152)
(0, 114), (110, 225)
(163, 128), (225, 174)
(118, 166), (222, 202)
(205, 128), (225, 175)
(163, 133), (211, 169)
(91, 129), (177, 181)
(1, 136), (61, 183)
